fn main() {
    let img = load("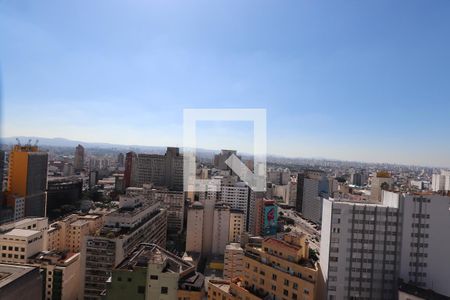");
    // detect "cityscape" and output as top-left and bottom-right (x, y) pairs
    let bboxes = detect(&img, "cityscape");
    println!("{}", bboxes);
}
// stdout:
(1, 1), (450, 300)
